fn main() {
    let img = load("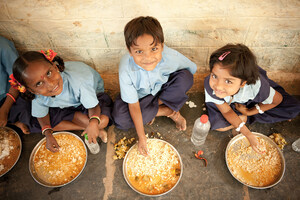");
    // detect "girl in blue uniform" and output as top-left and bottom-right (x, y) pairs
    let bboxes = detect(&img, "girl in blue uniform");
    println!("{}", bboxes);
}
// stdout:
(205, 44), (300, 152)
(112, 16), (197, 156)
(12, 50), (113, 152)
